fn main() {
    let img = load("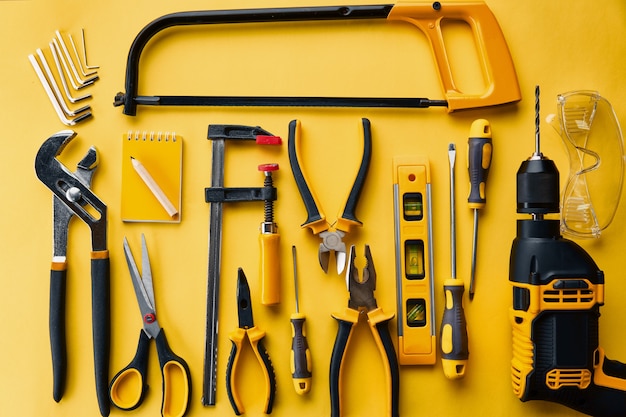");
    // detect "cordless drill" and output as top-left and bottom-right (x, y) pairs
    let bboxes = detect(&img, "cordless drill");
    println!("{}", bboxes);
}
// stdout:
(509, 87), (626, 417)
